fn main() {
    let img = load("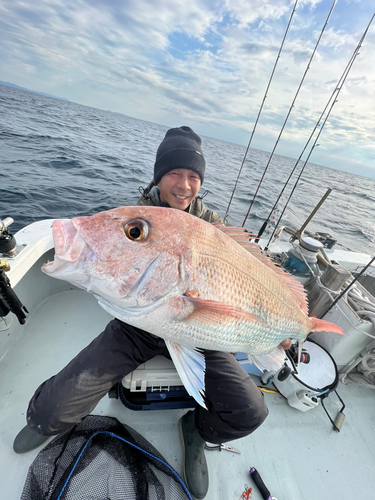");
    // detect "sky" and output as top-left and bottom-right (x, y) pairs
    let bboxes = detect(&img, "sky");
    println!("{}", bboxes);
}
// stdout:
(1, 0), (375, 178)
